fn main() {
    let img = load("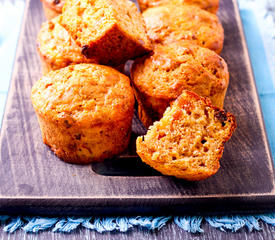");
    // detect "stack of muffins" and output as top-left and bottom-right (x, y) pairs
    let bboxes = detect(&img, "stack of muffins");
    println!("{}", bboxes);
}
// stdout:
(32, 0), (236, 180)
